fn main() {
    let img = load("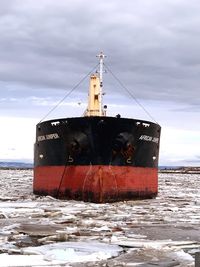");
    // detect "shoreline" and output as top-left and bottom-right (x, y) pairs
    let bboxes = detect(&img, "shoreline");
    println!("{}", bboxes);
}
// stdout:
(0, 166), (200, 173)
